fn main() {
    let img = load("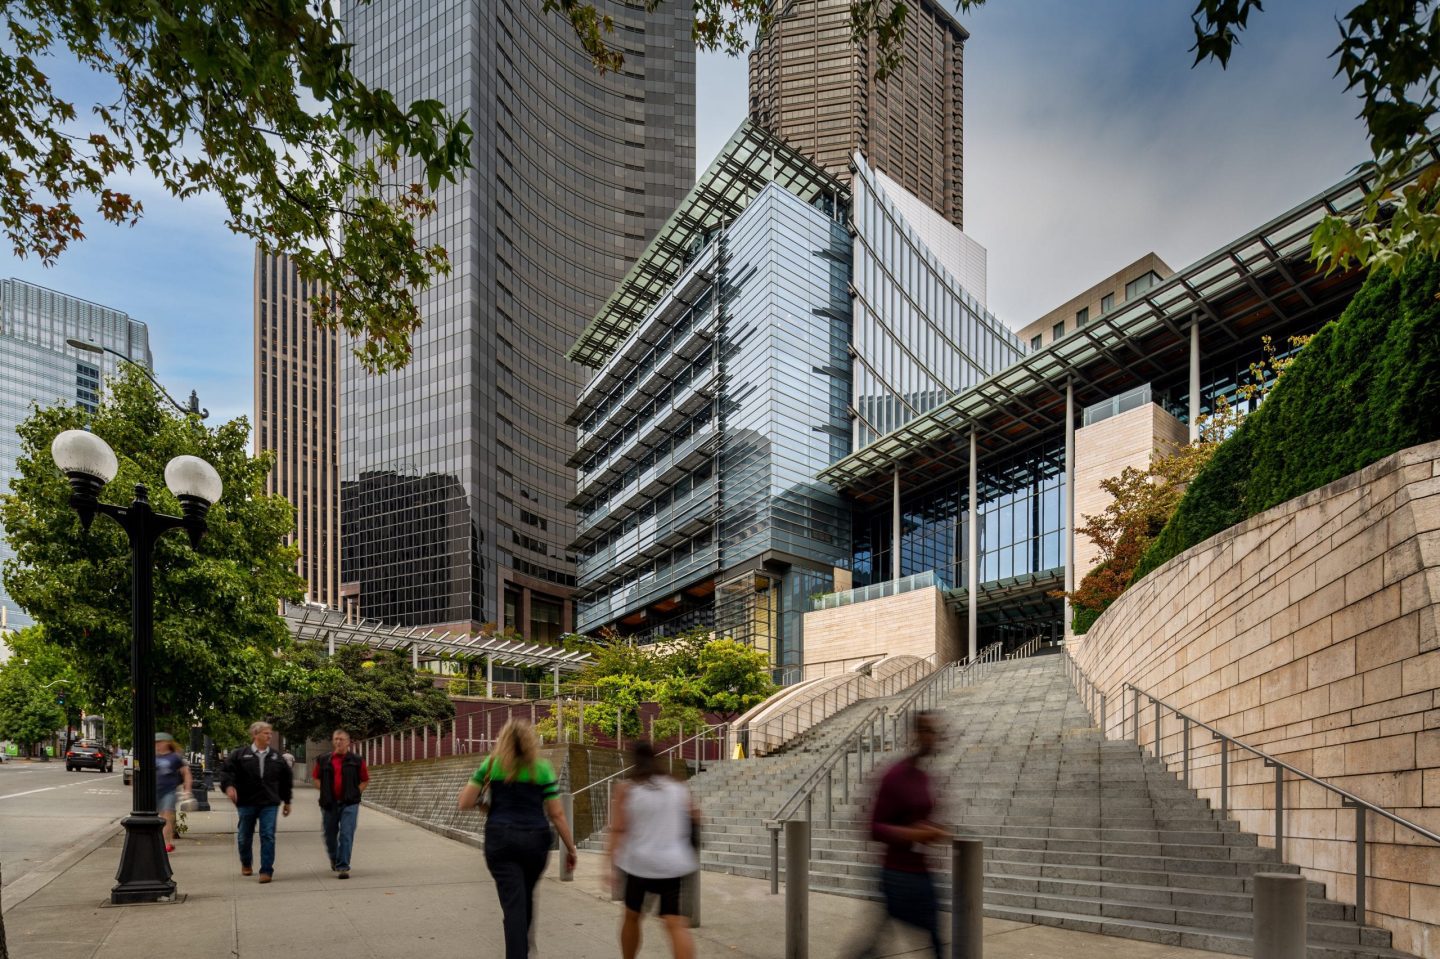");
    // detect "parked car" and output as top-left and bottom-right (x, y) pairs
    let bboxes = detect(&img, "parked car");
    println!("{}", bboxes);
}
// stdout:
(65, 741), (114, 773)
(121, 752), (136, 785)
